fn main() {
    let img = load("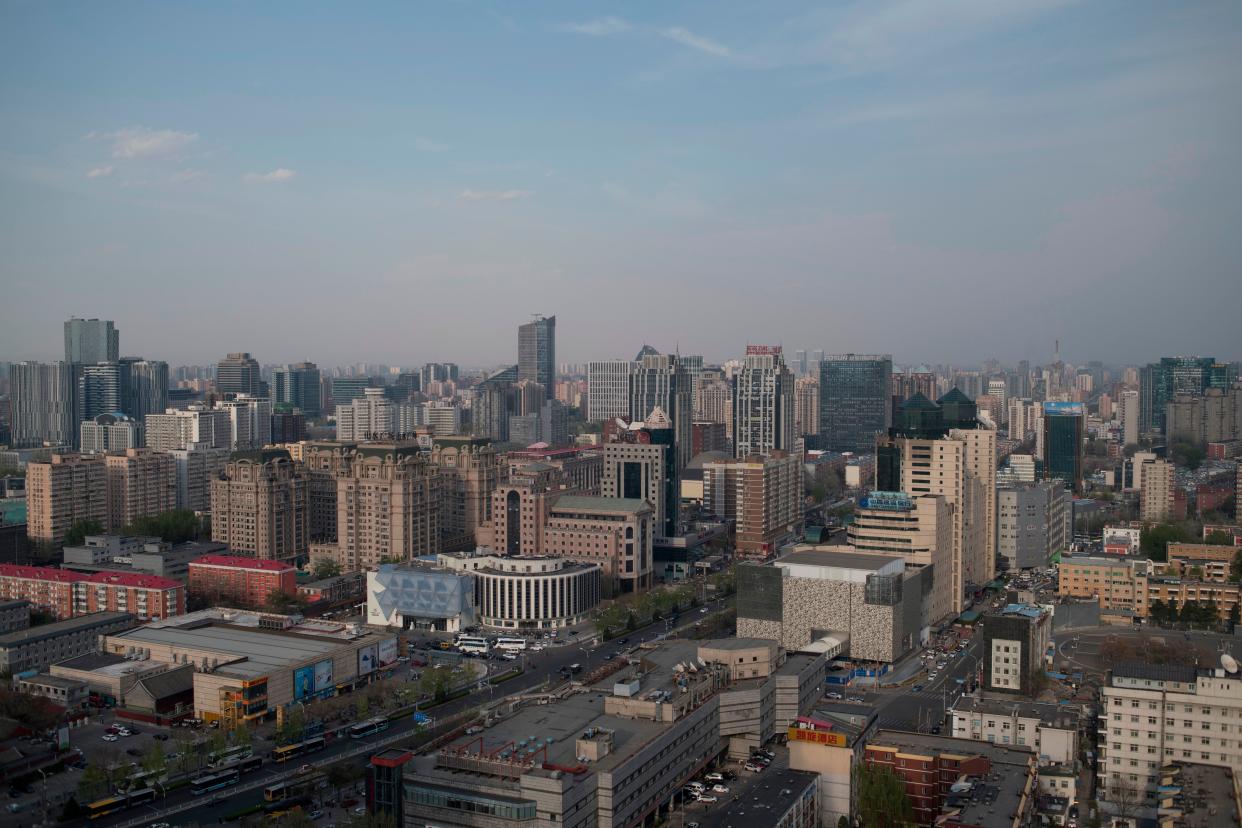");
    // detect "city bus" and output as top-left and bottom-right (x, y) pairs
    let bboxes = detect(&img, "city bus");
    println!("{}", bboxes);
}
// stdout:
(190, 768), (240, 796)
(207, 744), (254, 769)
(495, 637), (527, 652)
(350, 716), (391, 739)
(263, 795), (310, 819)
(456, 636), (489, 655)
(263, 774), (322, 802)
(117, 768), (163, 792)
(271, 734), (326, 763)
(85, 787), (157, 820)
